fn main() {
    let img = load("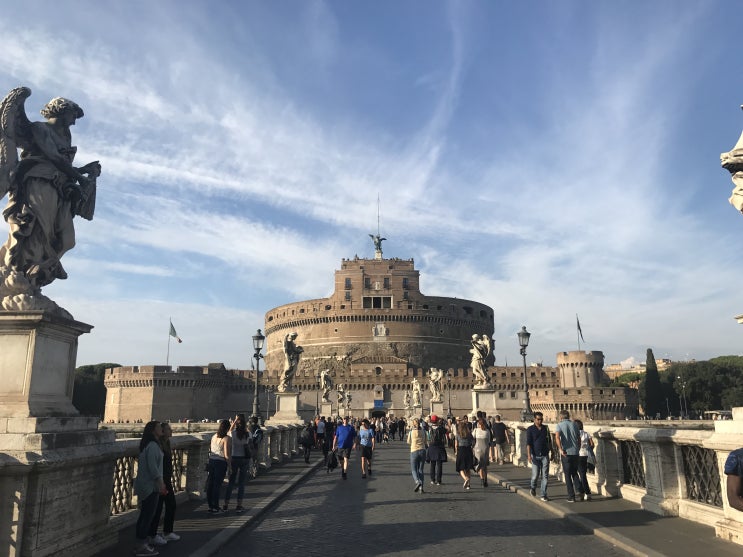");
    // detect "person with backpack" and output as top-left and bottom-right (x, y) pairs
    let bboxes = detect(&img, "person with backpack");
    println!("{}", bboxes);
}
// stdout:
(426, 415), (448, 486)
(299, 421), (314, 464)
